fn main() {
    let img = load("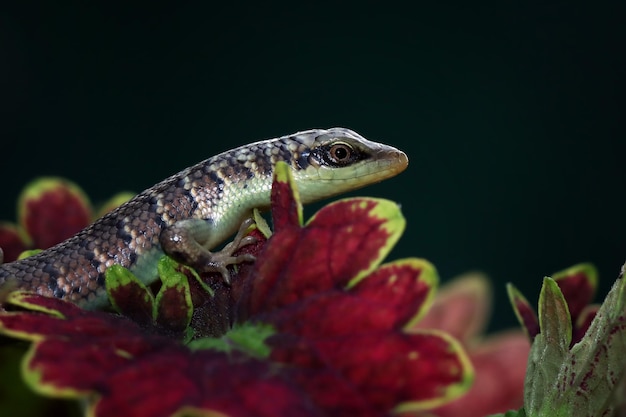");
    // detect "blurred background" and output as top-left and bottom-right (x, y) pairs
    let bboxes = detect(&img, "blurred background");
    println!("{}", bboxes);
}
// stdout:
(1, 3), (624, 330)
